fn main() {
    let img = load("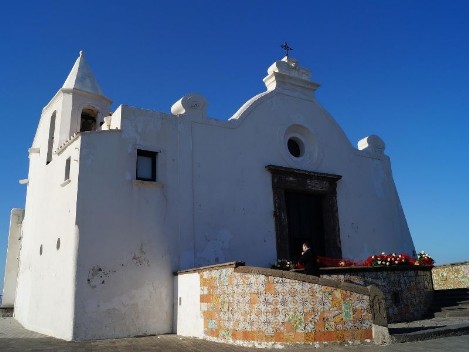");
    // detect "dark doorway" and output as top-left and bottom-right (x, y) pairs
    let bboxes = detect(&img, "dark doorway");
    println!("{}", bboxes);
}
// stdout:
(285, 191), (325, 261)
(267, 165), (342, 261)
